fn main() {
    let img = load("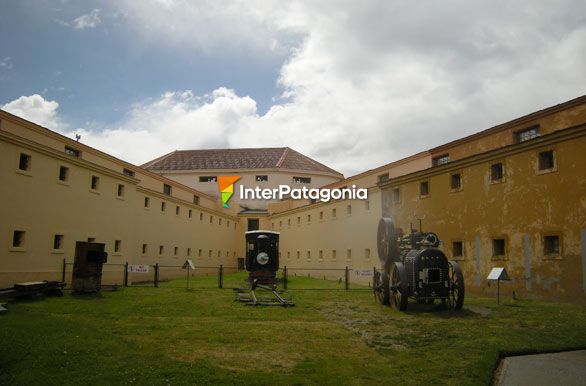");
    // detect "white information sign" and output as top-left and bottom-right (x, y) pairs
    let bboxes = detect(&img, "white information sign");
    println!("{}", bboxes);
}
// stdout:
(487, 267), (510, 281)
(128, 265), (149, 273)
